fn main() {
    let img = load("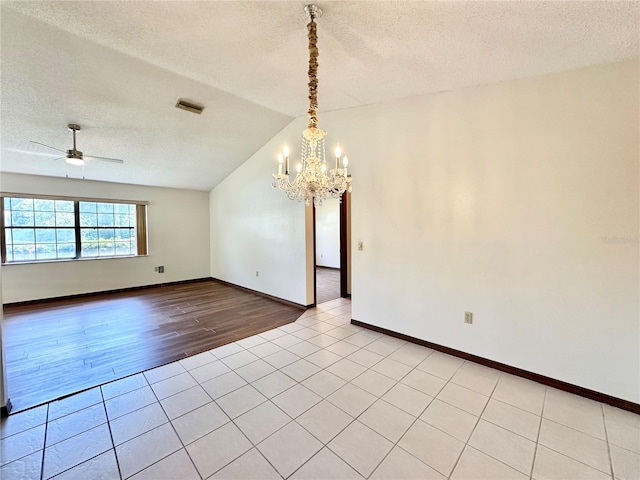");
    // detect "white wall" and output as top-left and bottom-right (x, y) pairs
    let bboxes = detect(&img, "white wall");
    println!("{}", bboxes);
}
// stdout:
(209, 120), (312, 306)
(1, 173), (211, 303)
(330, 59), (637, 403)
(315, 198), (340, 268)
